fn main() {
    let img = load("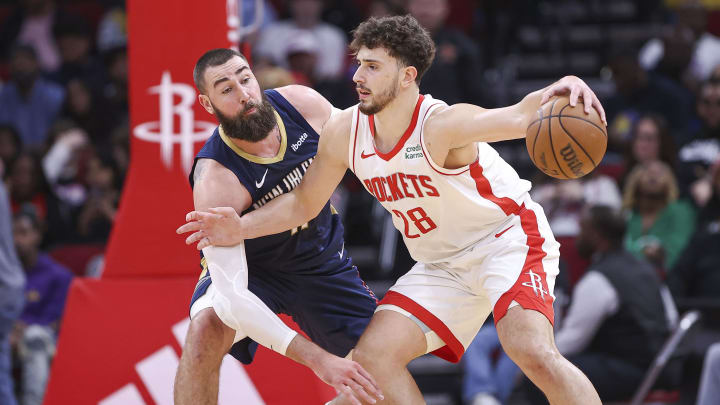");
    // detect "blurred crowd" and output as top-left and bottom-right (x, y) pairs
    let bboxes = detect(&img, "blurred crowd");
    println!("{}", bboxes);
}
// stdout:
(1, 0), (720, 404)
